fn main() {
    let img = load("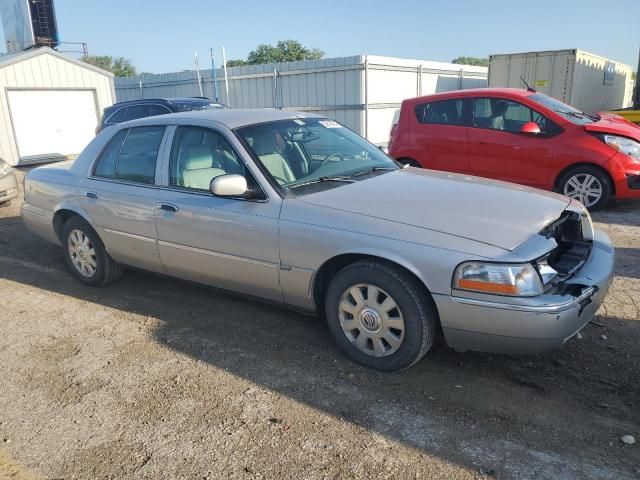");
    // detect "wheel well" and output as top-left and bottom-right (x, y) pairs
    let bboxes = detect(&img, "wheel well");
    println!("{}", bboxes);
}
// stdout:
(554, 163), (616, 195)
(53, 209), (80, 242)
(396, 157), (421, 168)
(312, 253), (436, 318)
